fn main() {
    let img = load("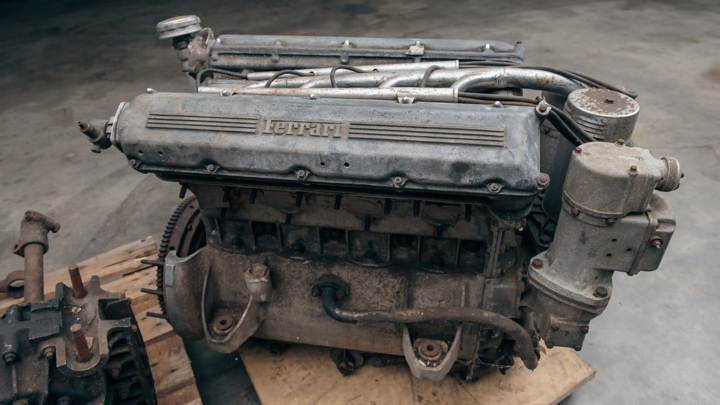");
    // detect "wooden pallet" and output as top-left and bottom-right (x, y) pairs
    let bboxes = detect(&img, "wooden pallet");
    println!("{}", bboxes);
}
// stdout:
(0, 237), (201, 405)
(240, 329), (595, 405)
